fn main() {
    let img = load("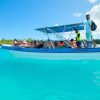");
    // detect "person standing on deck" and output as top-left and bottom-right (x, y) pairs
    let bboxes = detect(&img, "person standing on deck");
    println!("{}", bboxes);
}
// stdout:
(84, 14), (92, 48)
(75, 29), (81, 48)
